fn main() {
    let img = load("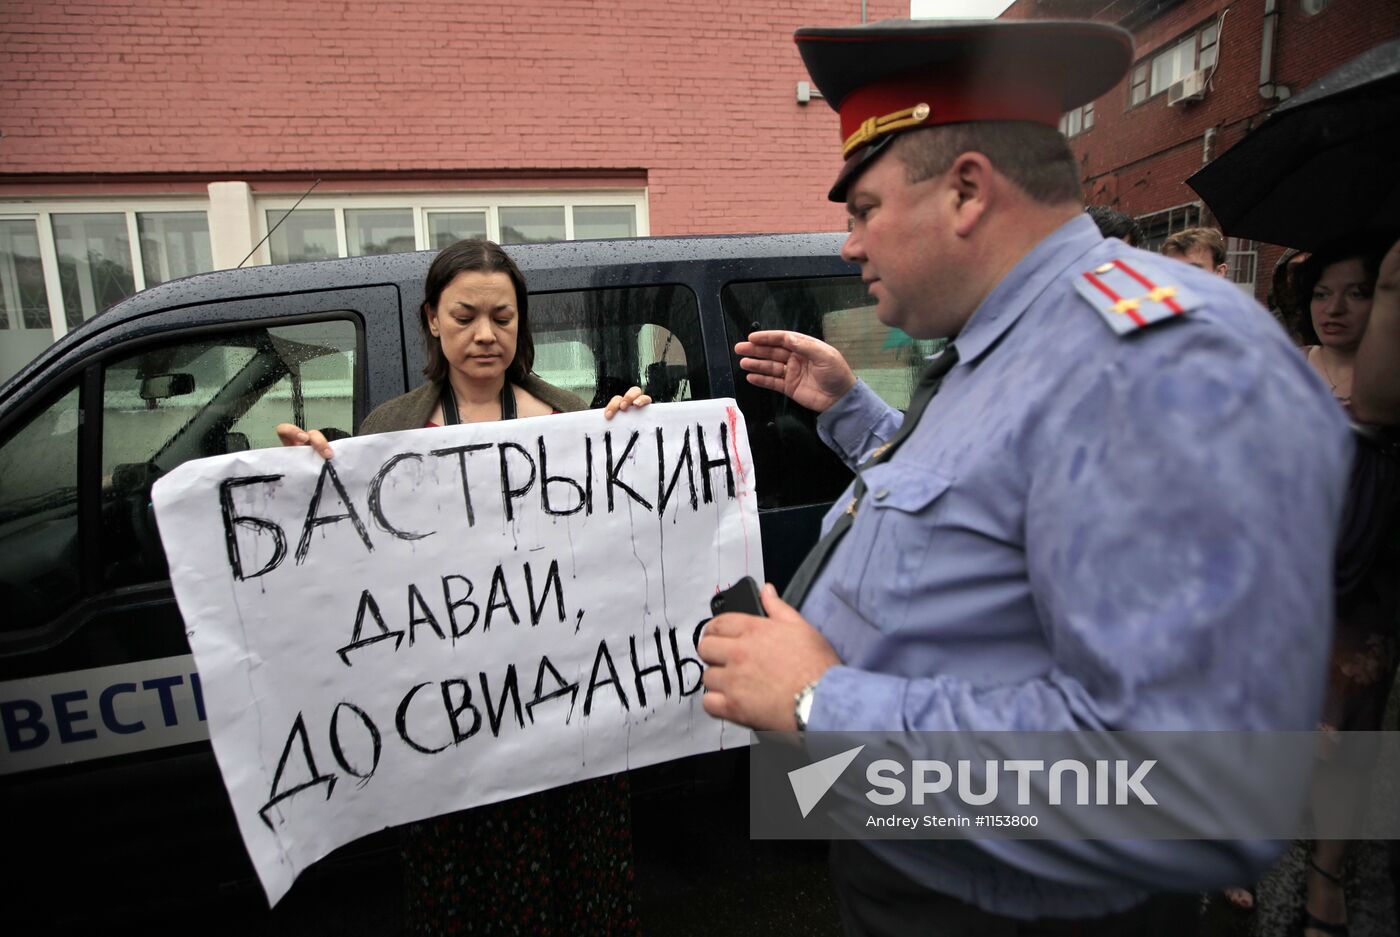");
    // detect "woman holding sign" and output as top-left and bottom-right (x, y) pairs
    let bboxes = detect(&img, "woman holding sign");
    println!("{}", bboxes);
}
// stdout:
(277, 237), (648, 934)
